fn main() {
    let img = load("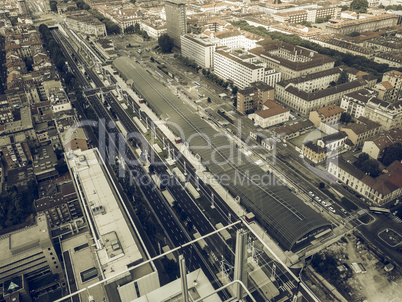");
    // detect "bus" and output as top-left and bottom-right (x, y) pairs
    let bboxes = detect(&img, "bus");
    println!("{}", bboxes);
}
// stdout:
(369, 207), (391, 215)
(194, 81), (201, 87)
